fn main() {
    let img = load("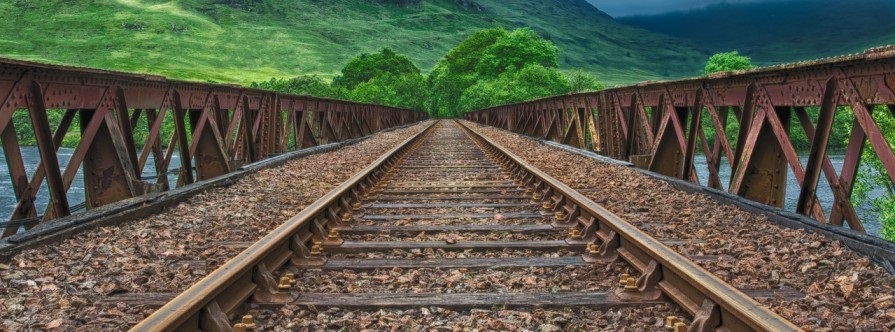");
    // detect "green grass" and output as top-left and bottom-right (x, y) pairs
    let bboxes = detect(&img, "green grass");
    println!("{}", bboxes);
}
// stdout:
(618, 0), (895, 66)
(0, 0), (707, 86)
